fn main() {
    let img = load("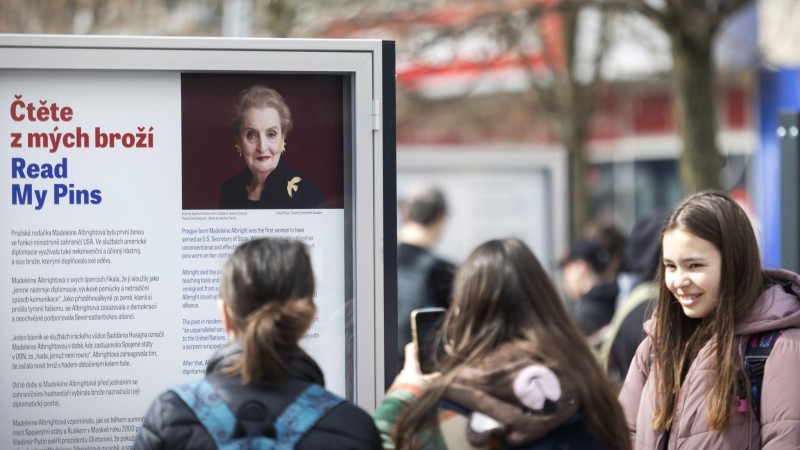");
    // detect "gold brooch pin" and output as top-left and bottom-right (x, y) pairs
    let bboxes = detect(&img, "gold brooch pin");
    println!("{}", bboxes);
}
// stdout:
(287, 177), (302, 198)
